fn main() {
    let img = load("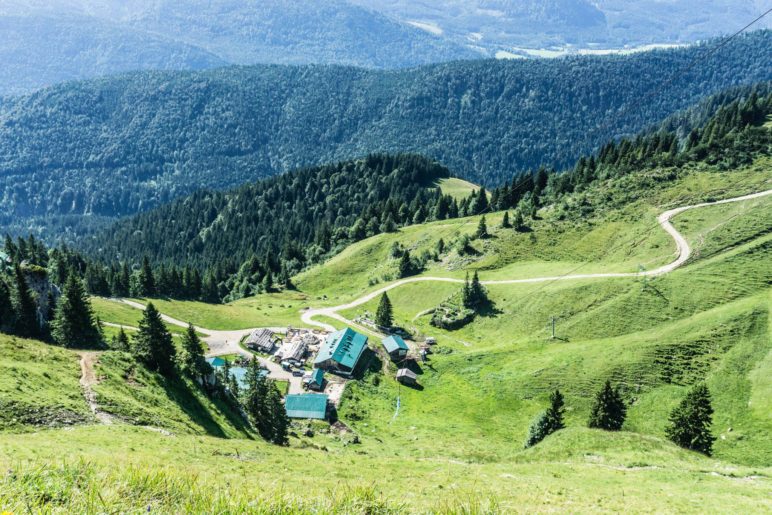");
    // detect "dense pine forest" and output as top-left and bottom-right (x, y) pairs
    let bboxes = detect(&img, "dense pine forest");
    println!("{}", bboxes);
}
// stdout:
(0, 31), (769, 239)
(82, 154), (485, 301)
